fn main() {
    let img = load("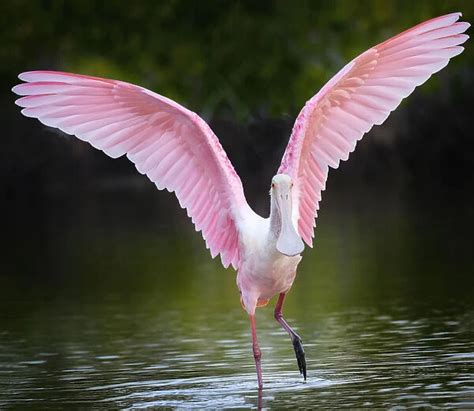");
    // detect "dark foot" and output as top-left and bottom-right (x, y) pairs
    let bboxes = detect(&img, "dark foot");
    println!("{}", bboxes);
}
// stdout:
(292, 336), (307, 380)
